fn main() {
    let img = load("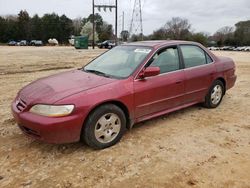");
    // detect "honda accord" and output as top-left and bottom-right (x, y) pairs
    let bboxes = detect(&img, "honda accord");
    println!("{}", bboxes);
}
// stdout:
(12, 40), (237, 149)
